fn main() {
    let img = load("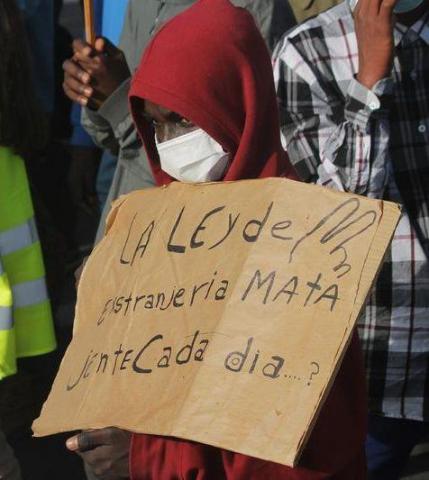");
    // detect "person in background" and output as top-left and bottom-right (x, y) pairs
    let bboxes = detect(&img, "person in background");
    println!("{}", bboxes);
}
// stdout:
(0, 0), (57, 478)
(68, 0), (103, 218)
(62, 0), (297, 243)
(96, 0), (129, 210)
(68, 103), (102, 217)
(68, 0), (128, 216)
(273, 0), (429, 478)
(22, 0), (75, 297)
(66, 1), (367, 478)
(101, 0), (128, 43)
(17, 0), (54, 115)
